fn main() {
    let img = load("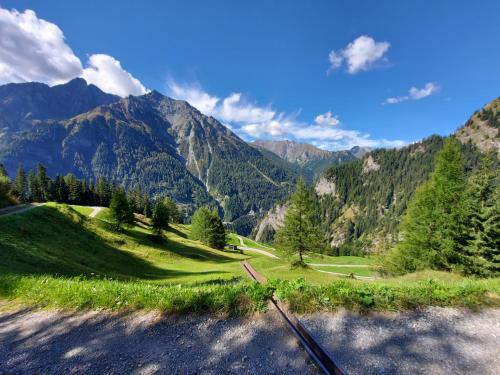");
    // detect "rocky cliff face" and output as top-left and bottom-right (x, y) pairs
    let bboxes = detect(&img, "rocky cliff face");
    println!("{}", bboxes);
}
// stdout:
(455, 97), (499, 155)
